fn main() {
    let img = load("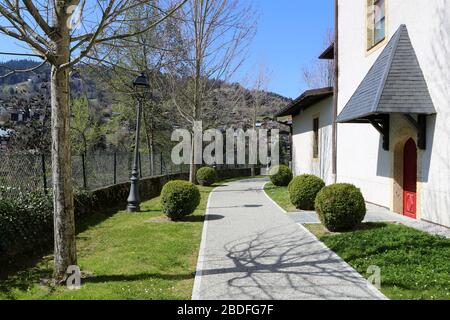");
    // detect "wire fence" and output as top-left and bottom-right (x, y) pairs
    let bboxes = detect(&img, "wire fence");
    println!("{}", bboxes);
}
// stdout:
(0, 151), (266, 196)
(0, 151), (191, 195)
(0, 146), (291, 196)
